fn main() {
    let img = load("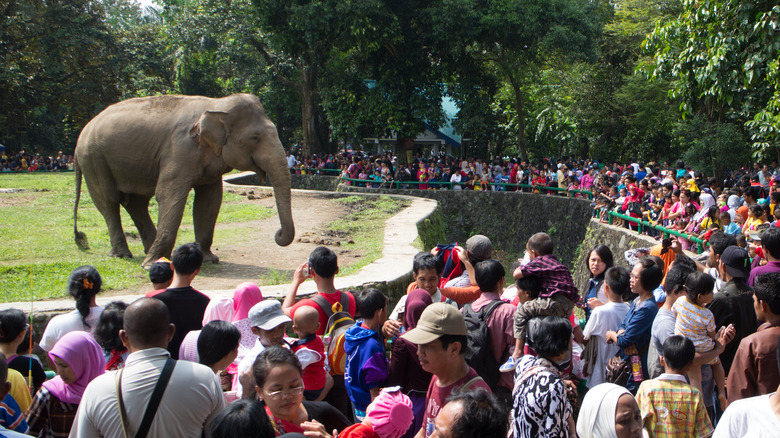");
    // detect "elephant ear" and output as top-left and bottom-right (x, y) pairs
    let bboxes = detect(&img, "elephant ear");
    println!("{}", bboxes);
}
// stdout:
(190, 110), (228, 156)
